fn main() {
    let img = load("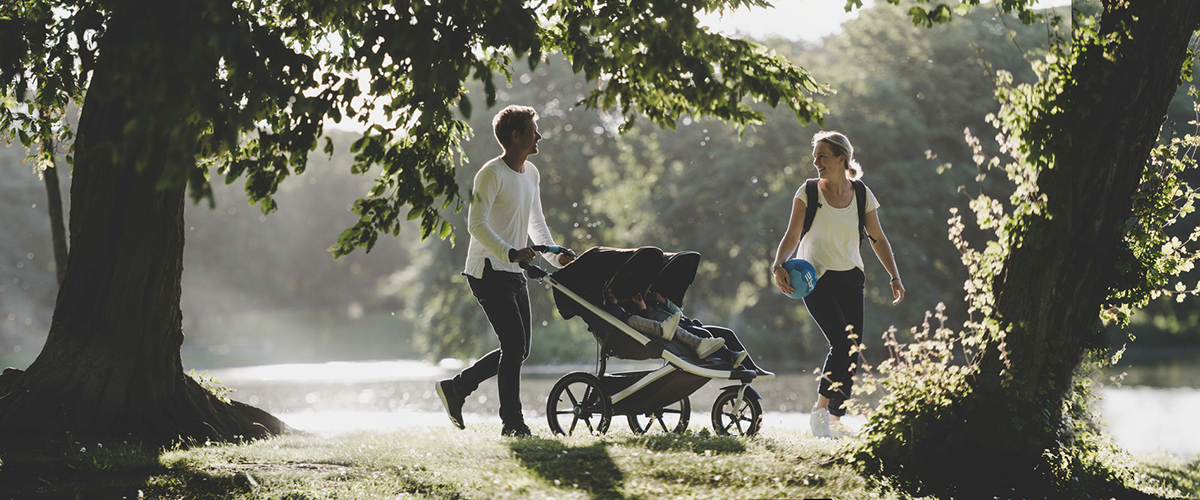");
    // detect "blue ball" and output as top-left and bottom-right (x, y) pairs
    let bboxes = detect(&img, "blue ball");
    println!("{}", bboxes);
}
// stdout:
(782, 259), (818, 299)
